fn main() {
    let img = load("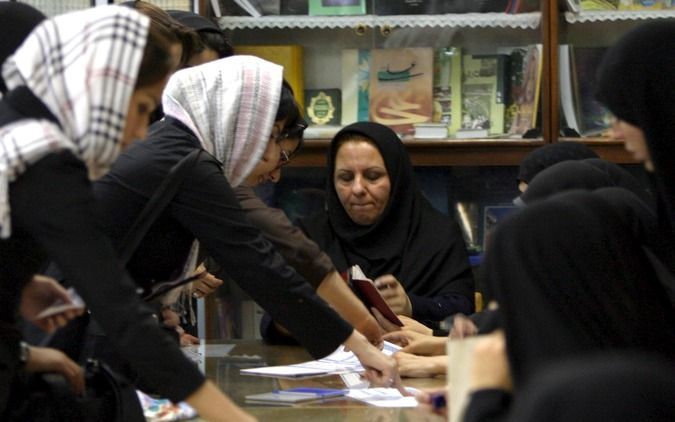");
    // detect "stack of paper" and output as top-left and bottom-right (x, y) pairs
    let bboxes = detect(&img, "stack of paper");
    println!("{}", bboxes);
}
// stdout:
(240, 341), (400, 379)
